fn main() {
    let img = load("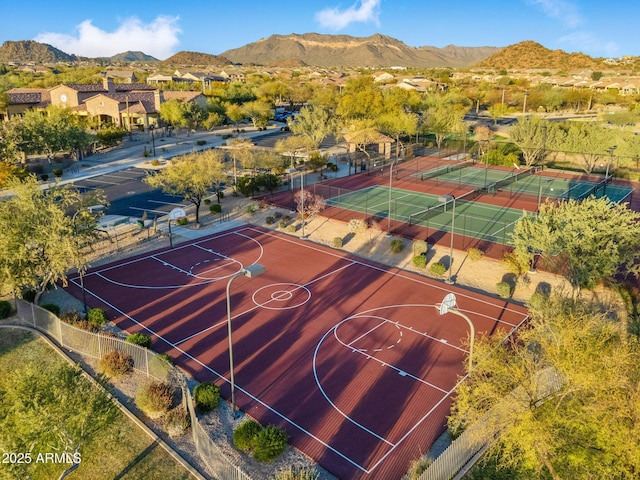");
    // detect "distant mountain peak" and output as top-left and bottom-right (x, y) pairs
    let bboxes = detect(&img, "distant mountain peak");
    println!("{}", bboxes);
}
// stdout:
(223, 32), (500, 68)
